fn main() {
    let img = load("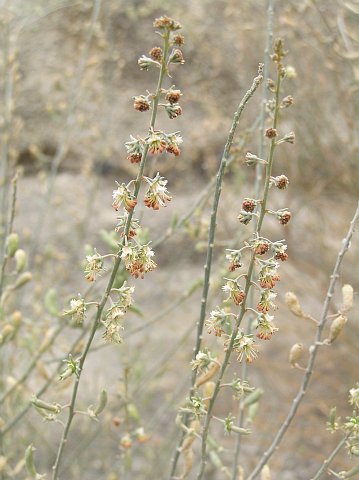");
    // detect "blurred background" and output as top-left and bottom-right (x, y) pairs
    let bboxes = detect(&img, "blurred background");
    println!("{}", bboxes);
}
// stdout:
(0, 0), (358, 479)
